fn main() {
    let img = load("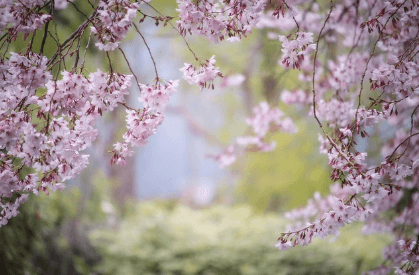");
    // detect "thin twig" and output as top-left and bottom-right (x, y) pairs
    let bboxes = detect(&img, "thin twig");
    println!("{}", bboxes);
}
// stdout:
(141, 1), (199, 61)
(283, 0), (300, 31)
(354, 0), (408, 123)
(80, 32), (92, 73)
(387, 132), (419, 162)
(132, 23), (159, 80)
(311, 2), (355, 166)
(311, 2), (334, 127)
(39, 0), (54, 55)
(47, 10), (97, 67)
(118, 47), (142, 91)
(166, 105), (224, 146)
